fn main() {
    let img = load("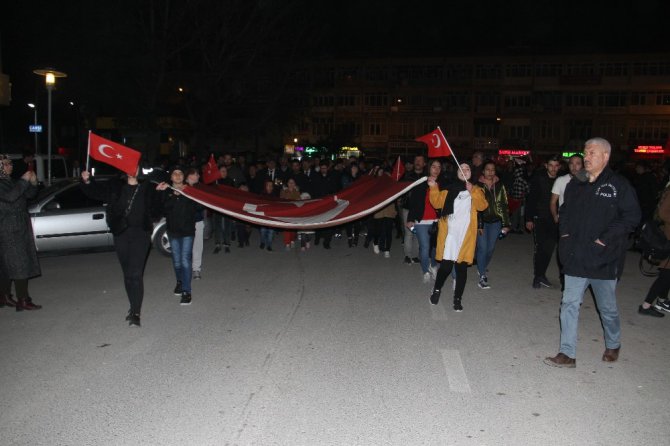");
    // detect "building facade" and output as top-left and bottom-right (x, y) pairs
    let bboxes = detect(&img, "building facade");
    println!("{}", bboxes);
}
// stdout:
(287, 52), (670, 160)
